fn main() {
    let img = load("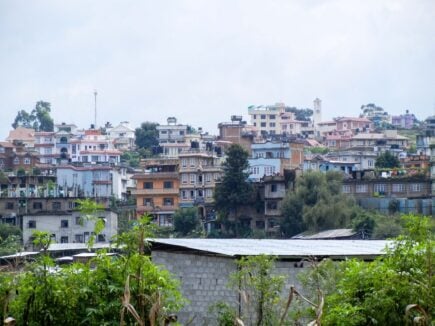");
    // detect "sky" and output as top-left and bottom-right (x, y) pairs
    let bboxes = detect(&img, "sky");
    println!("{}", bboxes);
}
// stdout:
(0, 0), (434, 139)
